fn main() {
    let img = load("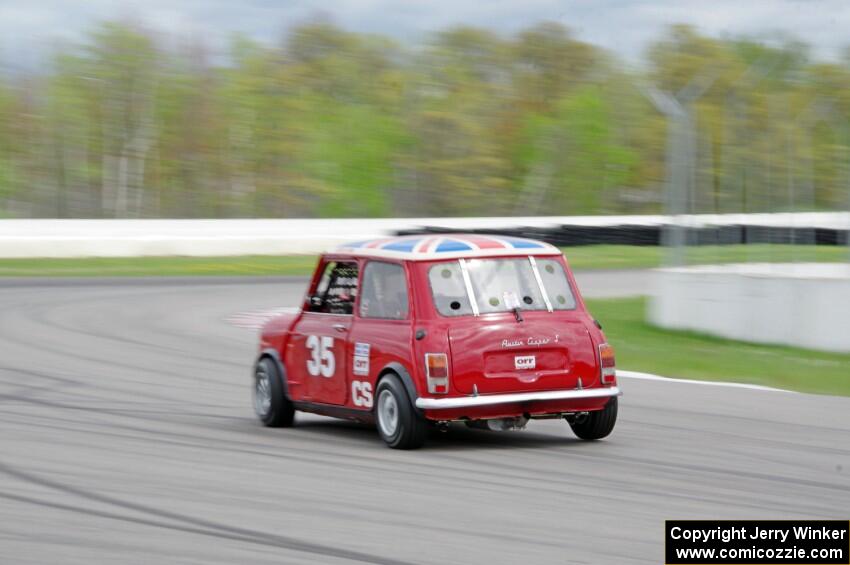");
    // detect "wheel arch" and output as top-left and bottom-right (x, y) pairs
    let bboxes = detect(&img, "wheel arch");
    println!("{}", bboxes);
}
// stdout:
(376, 362), (422, 417)
(256, 348), (291, 400)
